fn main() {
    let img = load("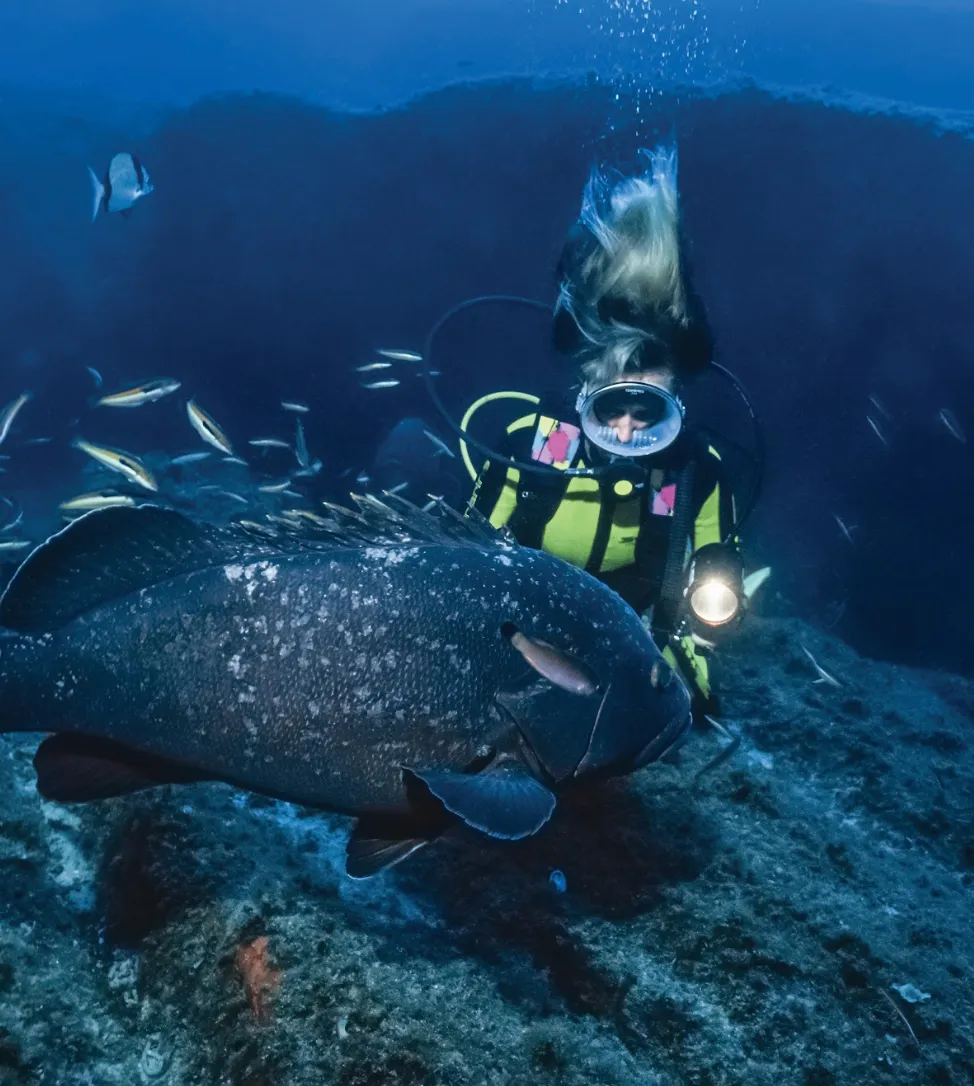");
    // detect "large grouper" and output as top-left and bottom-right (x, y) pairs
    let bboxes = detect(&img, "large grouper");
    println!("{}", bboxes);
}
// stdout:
(0, 497), (691, 876)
